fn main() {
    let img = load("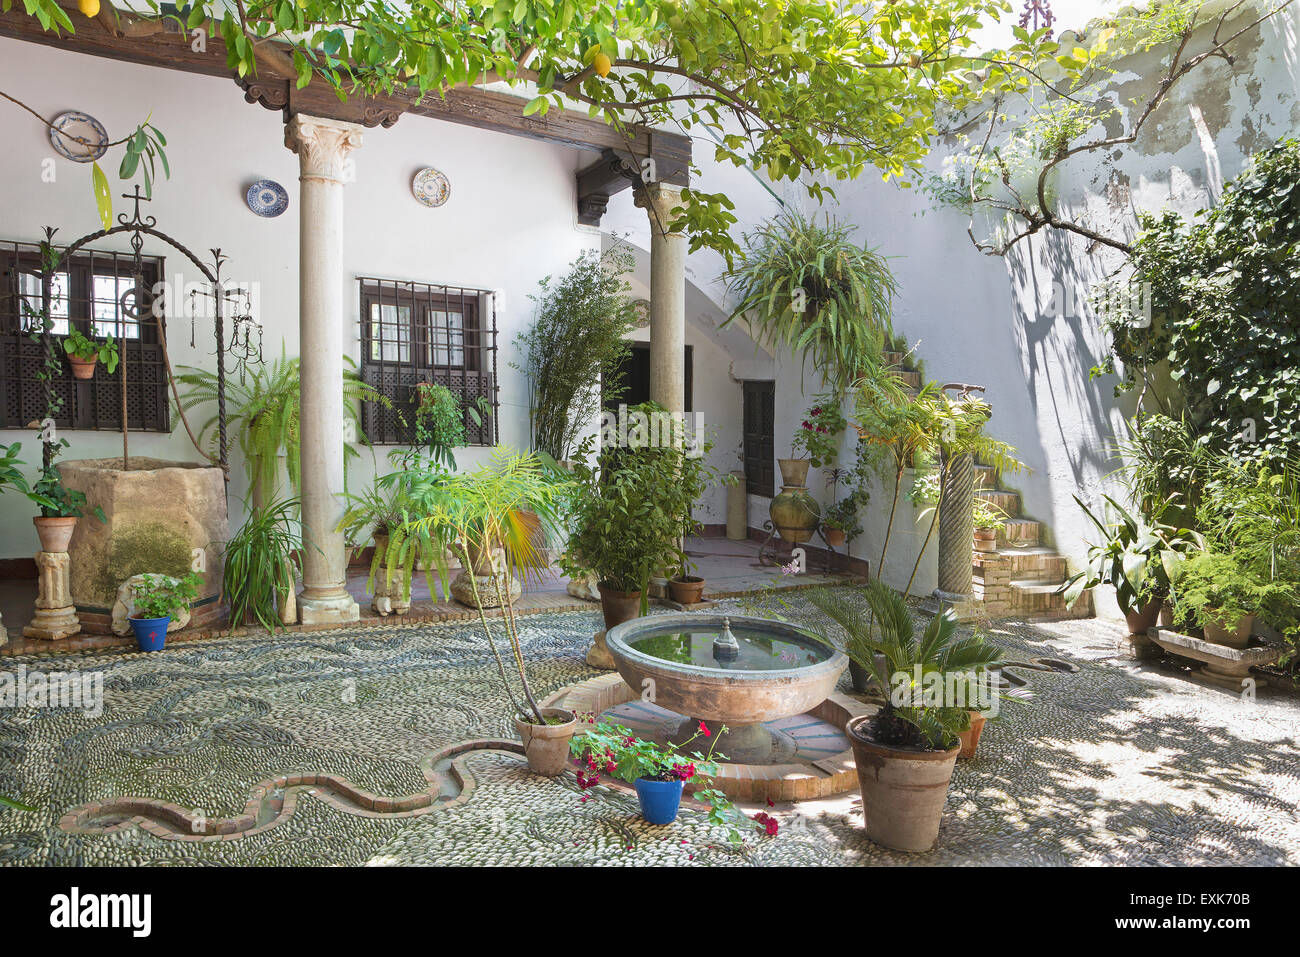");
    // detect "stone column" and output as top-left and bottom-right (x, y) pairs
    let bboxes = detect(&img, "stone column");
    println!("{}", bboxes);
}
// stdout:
(285, 114), (363, 625)
(635, 183), (687, 599)
(635, 183), (687, 415)
(926, 451), (979, 620)
(24, 550), (80, 640)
